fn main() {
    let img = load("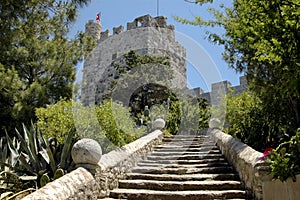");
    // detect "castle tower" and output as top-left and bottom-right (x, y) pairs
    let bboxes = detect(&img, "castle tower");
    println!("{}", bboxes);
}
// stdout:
(85, 20), (102, 41)
(81, 15), (186, 106)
